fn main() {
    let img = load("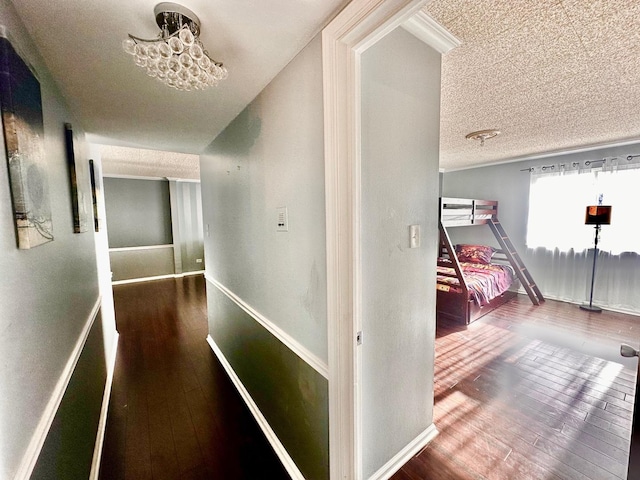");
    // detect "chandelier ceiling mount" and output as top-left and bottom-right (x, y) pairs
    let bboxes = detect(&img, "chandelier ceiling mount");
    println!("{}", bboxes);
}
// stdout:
(465, 129), (500, 147)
